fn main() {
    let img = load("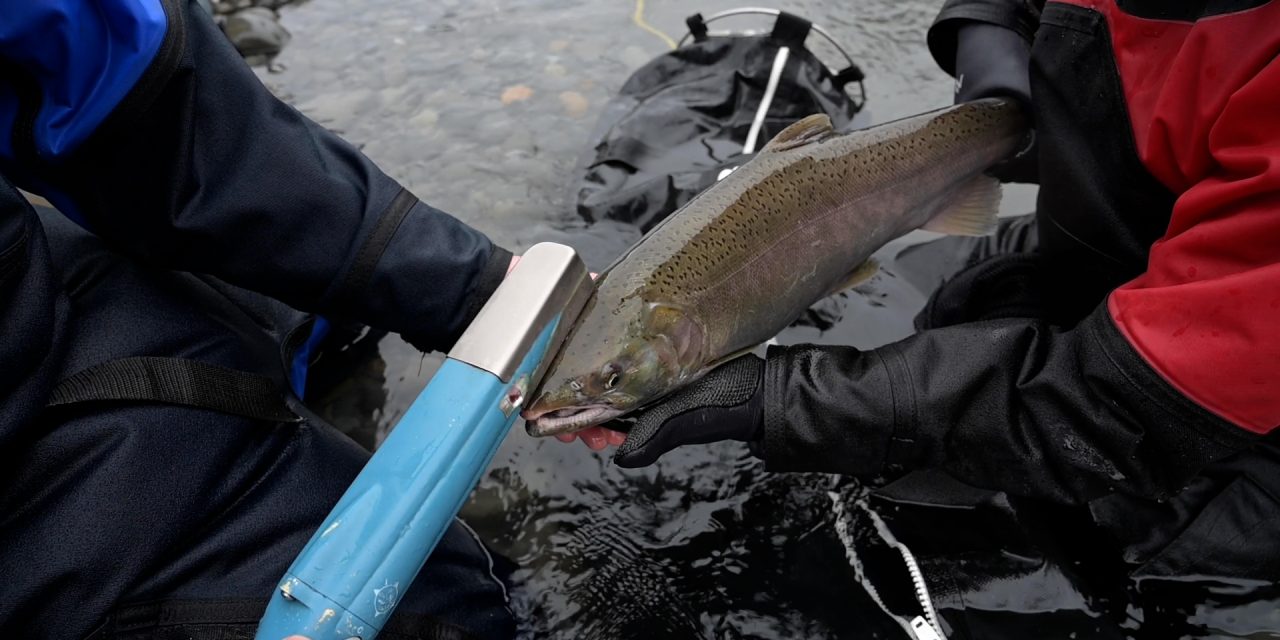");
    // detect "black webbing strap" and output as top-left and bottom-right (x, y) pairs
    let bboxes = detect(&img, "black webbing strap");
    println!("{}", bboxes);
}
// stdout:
(330, 187), (417, 313)
(47, 357), (301, 422)
(685, 13), (708, 42)
(771, 11), (812, 48)
(833, 64), (866, 86)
